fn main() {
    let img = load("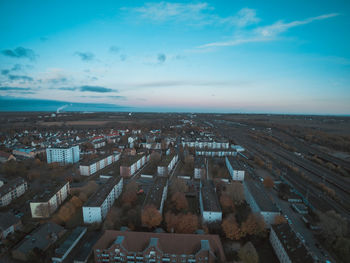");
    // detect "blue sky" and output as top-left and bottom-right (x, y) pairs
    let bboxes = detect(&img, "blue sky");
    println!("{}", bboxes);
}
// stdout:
(0, 0), (349, 114)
